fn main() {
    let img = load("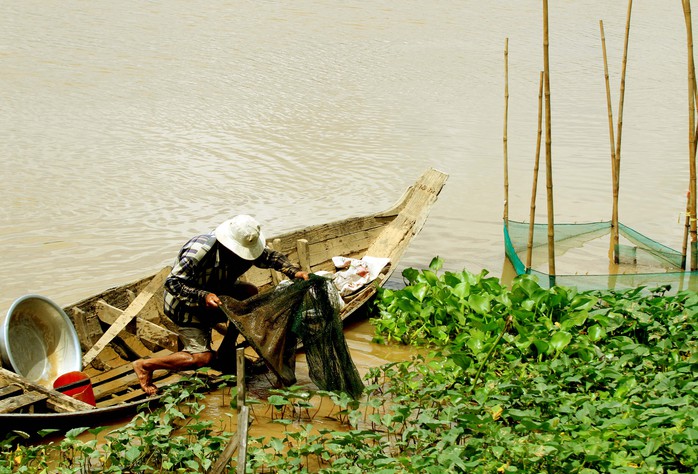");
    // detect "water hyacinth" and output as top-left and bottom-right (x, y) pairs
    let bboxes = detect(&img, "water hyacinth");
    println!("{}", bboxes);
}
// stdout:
(3, 259), (697, 472)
